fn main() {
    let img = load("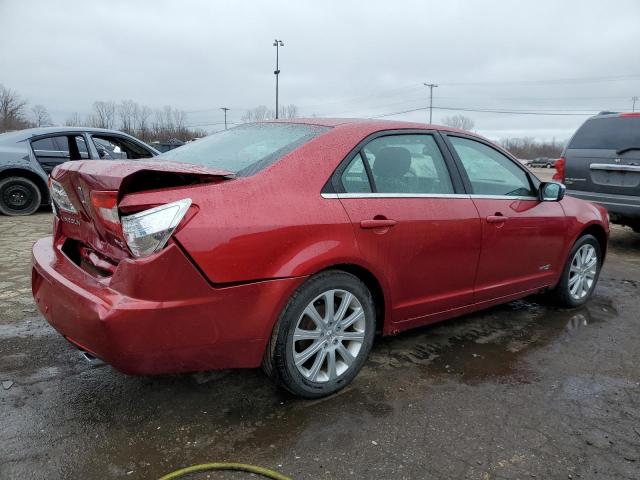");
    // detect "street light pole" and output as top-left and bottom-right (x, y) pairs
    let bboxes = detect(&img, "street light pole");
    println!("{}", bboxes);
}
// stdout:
(220, 107), (229, 129)
(424, 82), (438, 124)
(273, 39), (284, 119)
